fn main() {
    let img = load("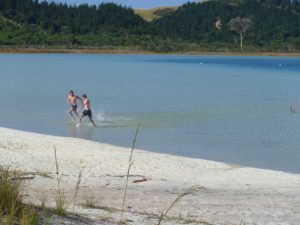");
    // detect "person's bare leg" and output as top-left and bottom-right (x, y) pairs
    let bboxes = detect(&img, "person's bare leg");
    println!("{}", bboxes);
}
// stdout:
(68, 108), (75, 121)
(89, 117), (96, 127)
(79, 115), (84, 124)
(74, 110), (79, 118)
(77, 114), (84, 127)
